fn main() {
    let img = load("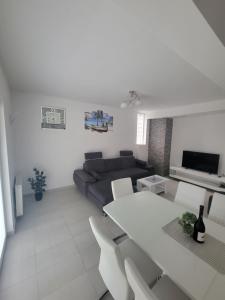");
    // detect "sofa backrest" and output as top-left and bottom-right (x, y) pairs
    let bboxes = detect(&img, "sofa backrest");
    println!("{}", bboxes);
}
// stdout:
(83, 156), (136, 173)
(84, 158), (105, 173)
(121, 156), (136, 169)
